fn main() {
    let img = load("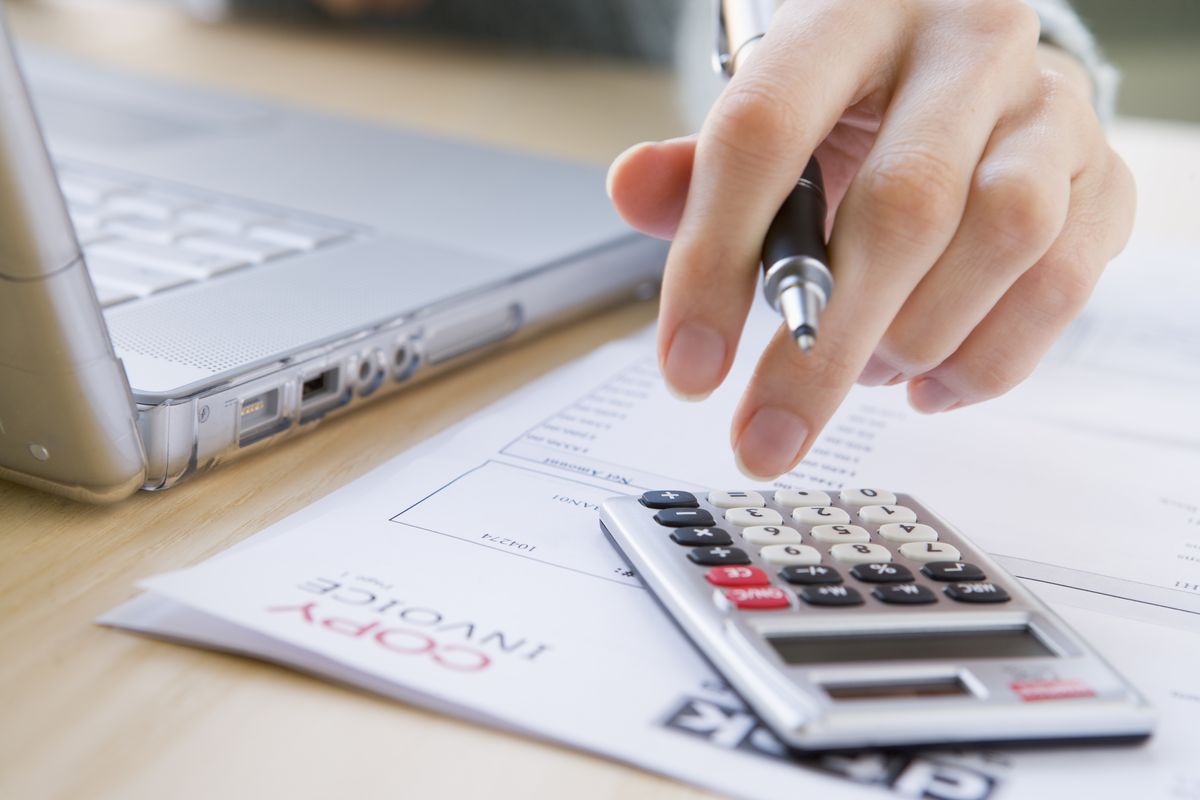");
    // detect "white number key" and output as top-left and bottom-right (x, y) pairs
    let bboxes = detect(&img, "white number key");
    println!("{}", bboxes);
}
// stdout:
(761, 544), (821, 565)
(708, 491), (765, 509)
(773, 489), (831, 508)
(830, 543), (893, 564)
(725, 506), (783, 527)
(792, 506), (850, 526)
(899, 541), (962, 562)
(878, 523), (938, 543)
(810, 524), (871, 544)
(742, 525), (803, 545)
(858, 505), (918, 525)
(840, 488), (897, 507)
